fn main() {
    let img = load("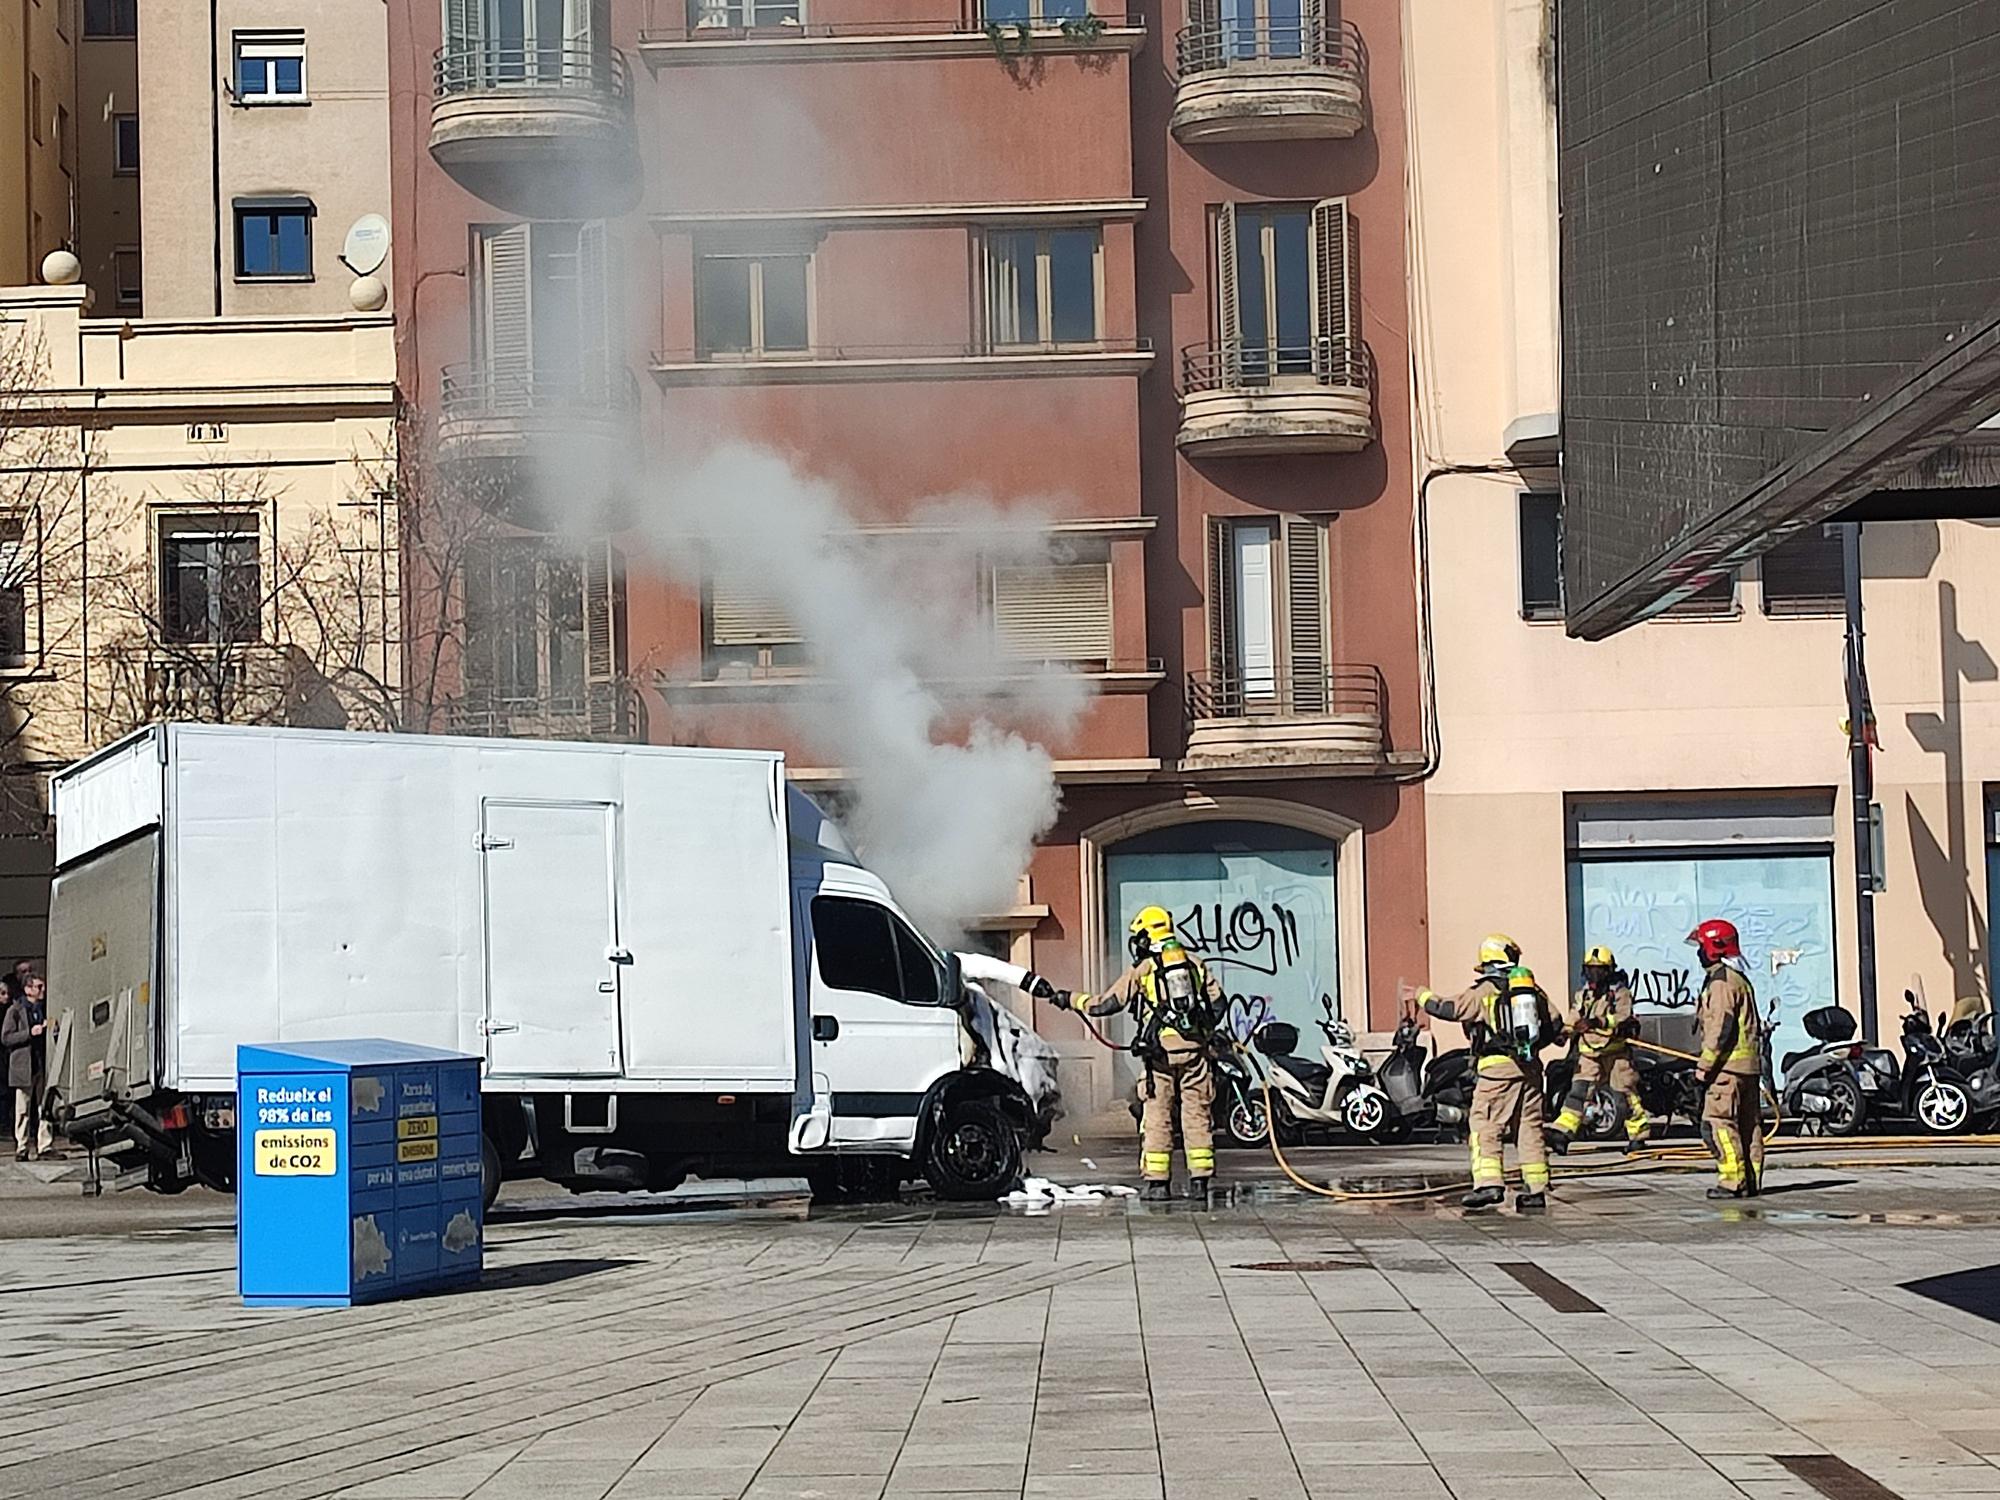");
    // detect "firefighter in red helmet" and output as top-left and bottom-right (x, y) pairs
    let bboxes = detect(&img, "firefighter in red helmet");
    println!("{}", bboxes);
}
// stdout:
(1690, 918), (1765, 1198)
